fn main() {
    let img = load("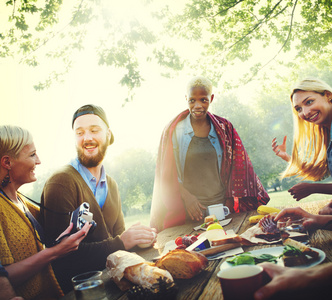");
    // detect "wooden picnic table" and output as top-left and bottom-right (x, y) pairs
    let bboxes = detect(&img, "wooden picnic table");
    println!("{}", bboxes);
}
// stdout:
(61, 199), (332, 300)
